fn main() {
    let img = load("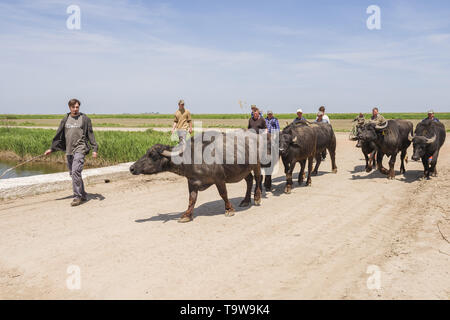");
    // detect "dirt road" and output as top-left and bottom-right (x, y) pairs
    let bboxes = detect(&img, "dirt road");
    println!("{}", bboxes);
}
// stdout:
(0, 133), (449, 299)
